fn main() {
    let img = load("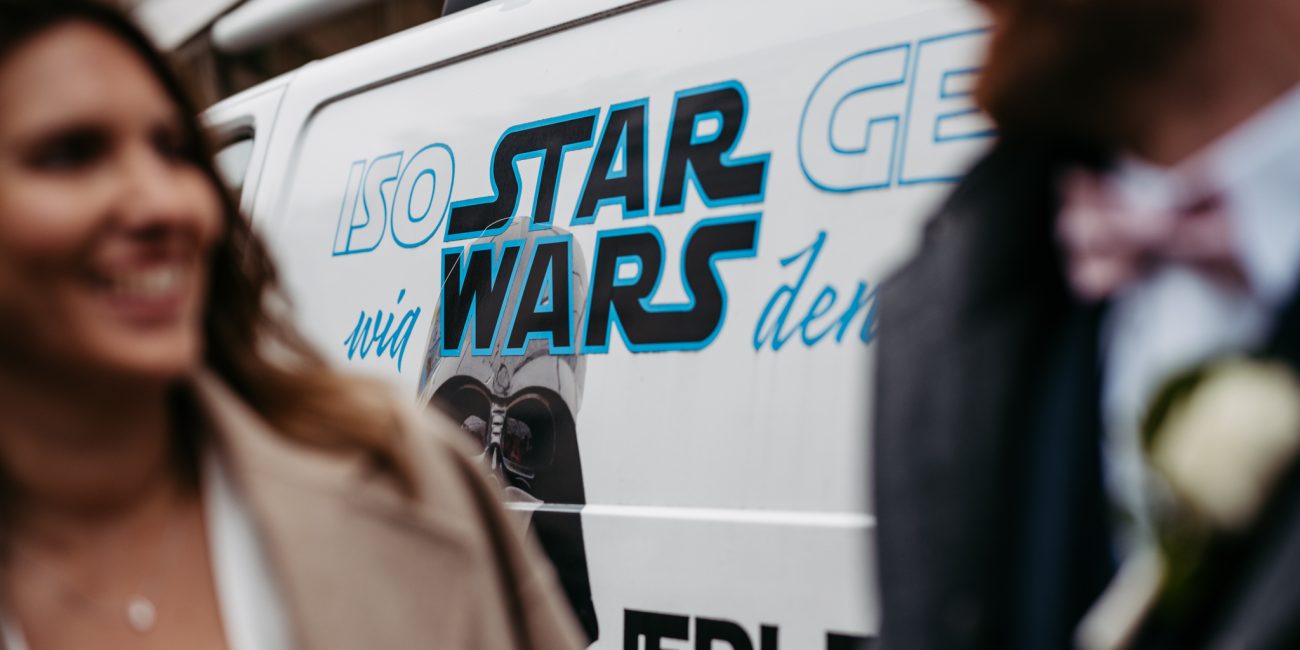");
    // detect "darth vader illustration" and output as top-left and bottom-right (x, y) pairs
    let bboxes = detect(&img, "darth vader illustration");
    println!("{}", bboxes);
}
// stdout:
(417, 222), (598, 643)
